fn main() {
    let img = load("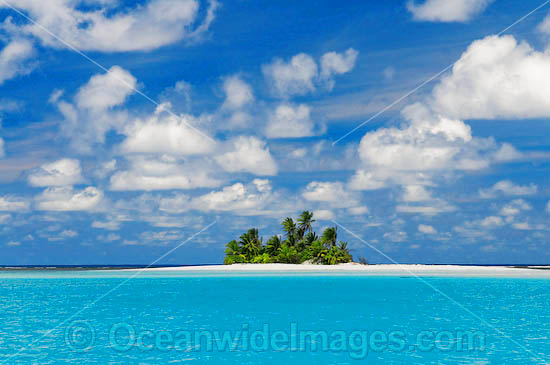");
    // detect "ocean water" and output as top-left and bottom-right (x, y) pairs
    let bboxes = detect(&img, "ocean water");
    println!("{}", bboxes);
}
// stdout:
(0, 271), (549, 364)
